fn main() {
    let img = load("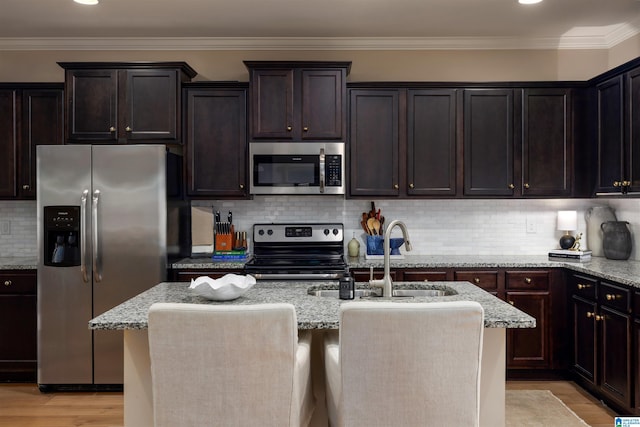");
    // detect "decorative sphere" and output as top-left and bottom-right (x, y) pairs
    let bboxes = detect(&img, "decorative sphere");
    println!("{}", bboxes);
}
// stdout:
(559, 235), (575, 250)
